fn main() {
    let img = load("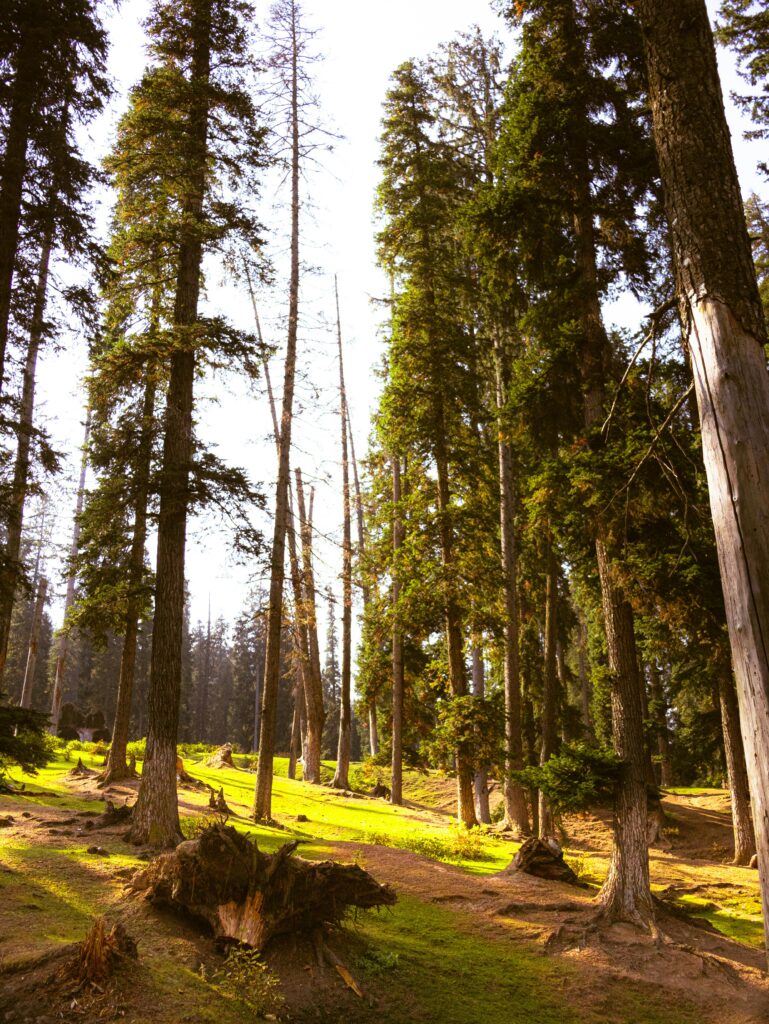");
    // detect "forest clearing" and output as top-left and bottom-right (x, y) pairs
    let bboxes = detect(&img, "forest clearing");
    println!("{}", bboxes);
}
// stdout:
(1, 748), (768, 1024)
(5, 0), (769, 1021)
